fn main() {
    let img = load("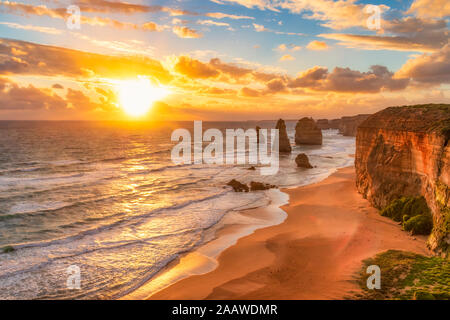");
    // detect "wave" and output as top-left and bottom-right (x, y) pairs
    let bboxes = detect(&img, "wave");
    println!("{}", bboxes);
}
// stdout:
(4, 189), (231, 249)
